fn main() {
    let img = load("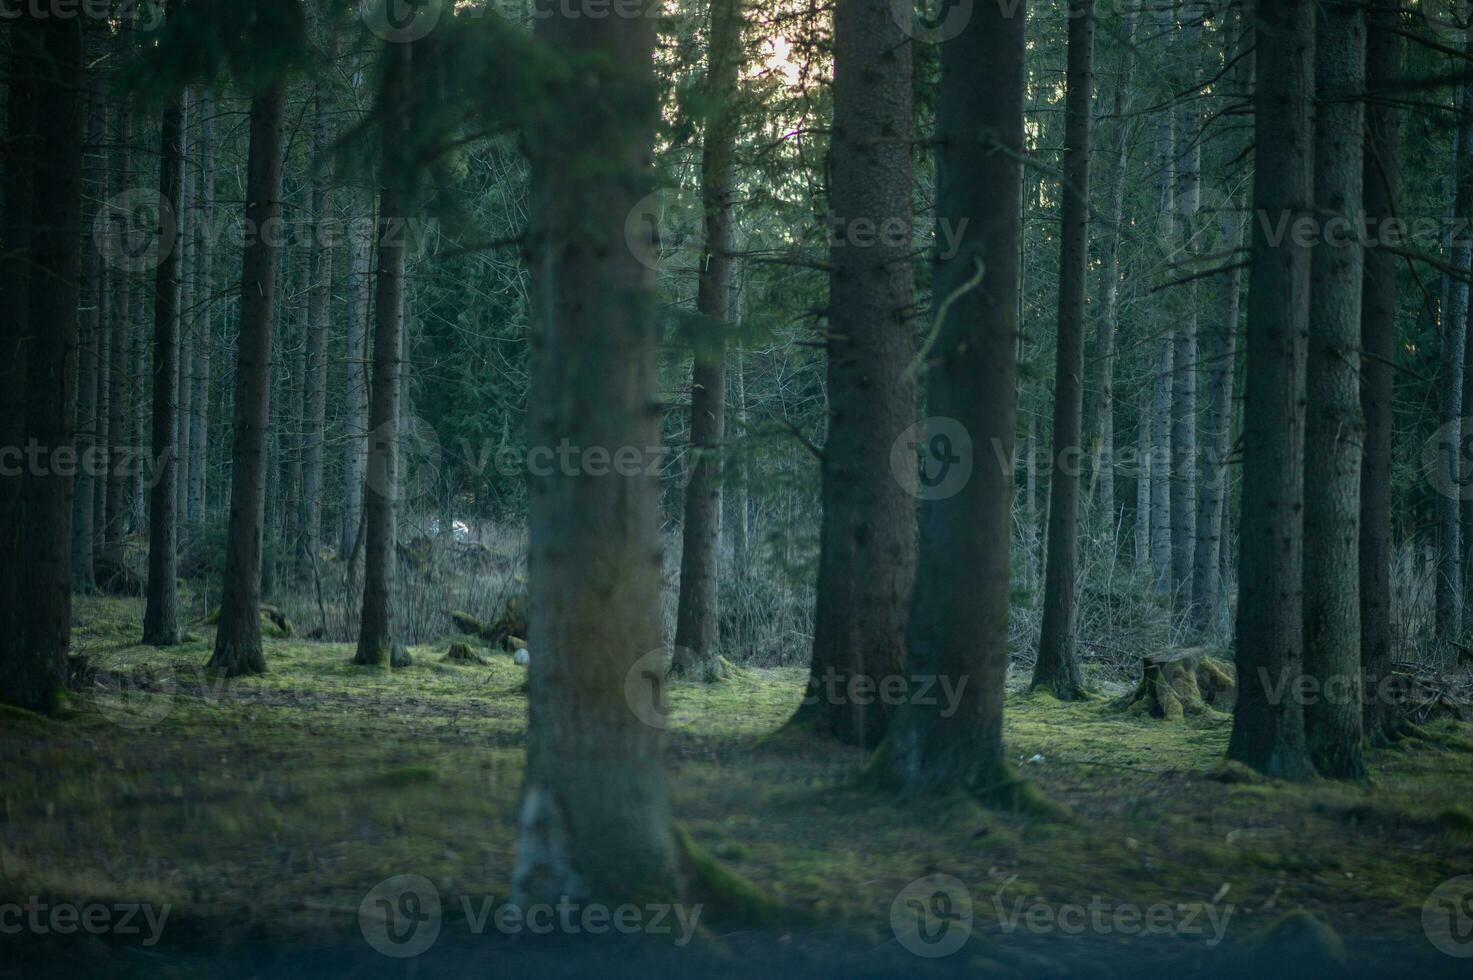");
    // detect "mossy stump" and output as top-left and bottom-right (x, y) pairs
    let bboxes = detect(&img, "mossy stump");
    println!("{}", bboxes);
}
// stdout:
(1113, 647), (1235, 720)
(444, 642), (489, 666)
